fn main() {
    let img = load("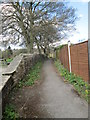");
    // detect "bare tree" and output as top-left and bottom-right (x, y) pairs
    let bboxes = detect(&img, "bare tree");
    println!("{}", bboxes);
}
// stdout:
(1, 1), (77, 54)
